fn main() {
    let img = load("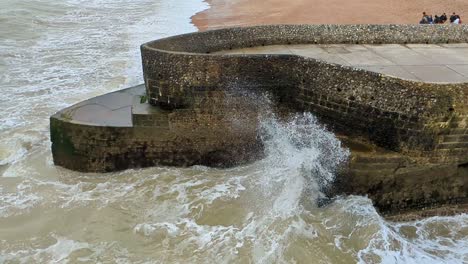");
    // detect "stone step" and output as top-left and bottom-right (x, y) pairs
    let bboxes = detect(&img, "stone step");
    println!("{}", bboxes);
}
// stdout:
(131, 96), (170, 127)
(352, 154), (408, 164)
(349, 162), (402, 171)
(451, 115), (468, 122)
(442, 134), (468, 143)
(448, 122), (467, 129)
(347, 168), (396, 176)
(437, 142), (468, 150)
(435, 147), (468, 154)
(448, 115), (460, 120)
(446, 128), (467, 135)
